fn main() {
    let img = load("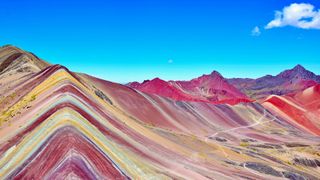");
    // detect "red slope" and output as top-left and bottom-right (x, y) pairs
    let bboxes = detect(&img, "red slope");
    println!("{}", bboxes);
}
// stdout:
(135, 78), (208, 102)
(291, 84), (320, 110)
(128, 71), (250, 105)
(263, 84), (320, 136)
(173, 71), (247, 100)
(12, 127), (127, 179)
